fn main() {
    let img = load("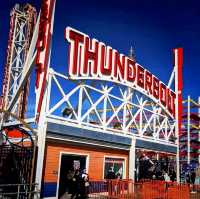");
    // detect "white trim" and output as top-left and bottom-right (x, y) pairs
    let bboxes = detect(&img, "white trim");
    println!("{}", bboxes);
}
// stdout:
(135, 147), (177, 156)
(56, 151), (89, 198)
(103, 155), (127, 179)
(46, 136), (130, 151)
